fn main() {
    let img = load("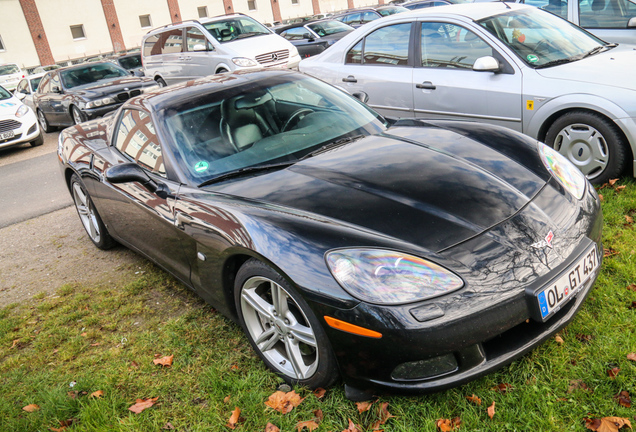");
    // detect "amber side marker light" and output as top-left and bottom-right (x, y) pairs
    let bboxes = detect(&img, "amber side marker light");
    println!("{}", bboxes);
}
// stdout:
(324, 316), (383, 339)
